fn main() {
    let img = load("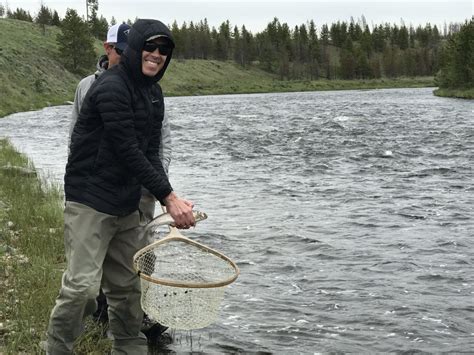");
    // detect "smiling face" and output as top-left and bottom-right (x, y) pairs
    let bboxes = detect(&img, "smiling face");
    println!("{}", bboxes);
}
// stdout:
(141, 38), (169, 77)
